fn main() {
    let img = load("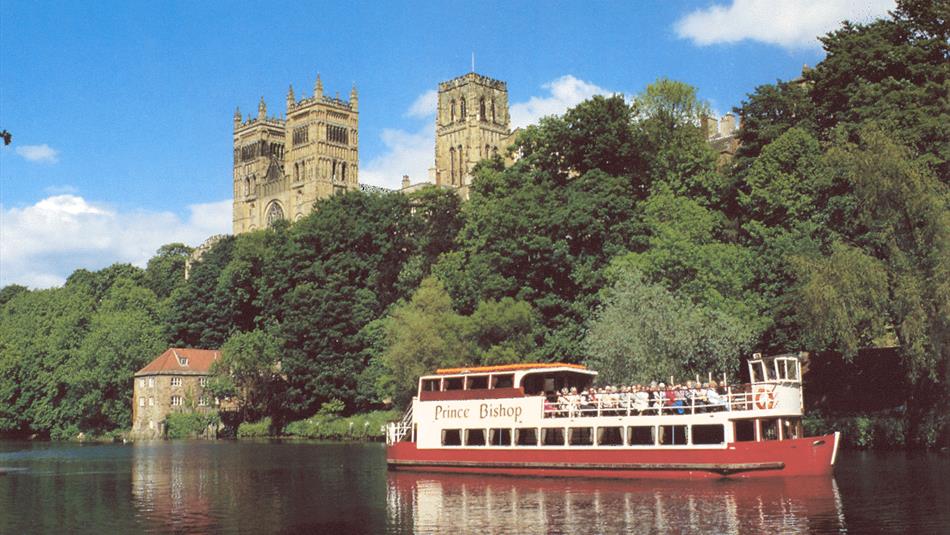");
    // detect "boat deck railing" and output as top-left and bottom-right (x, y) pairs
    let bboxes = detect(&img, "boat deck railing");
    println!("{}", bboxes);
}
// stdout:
(387, 405), (414, 444)
(542, 384), (784, 419)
